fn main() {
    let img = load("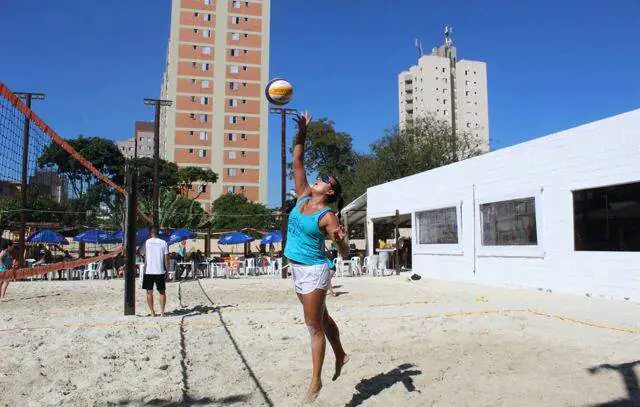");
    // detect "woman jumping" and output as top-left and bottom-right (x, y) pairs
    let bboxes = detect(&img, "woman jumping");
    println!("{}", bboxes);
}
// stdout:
(0, 241), (14, 299)
(284, 111), (350, 402)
